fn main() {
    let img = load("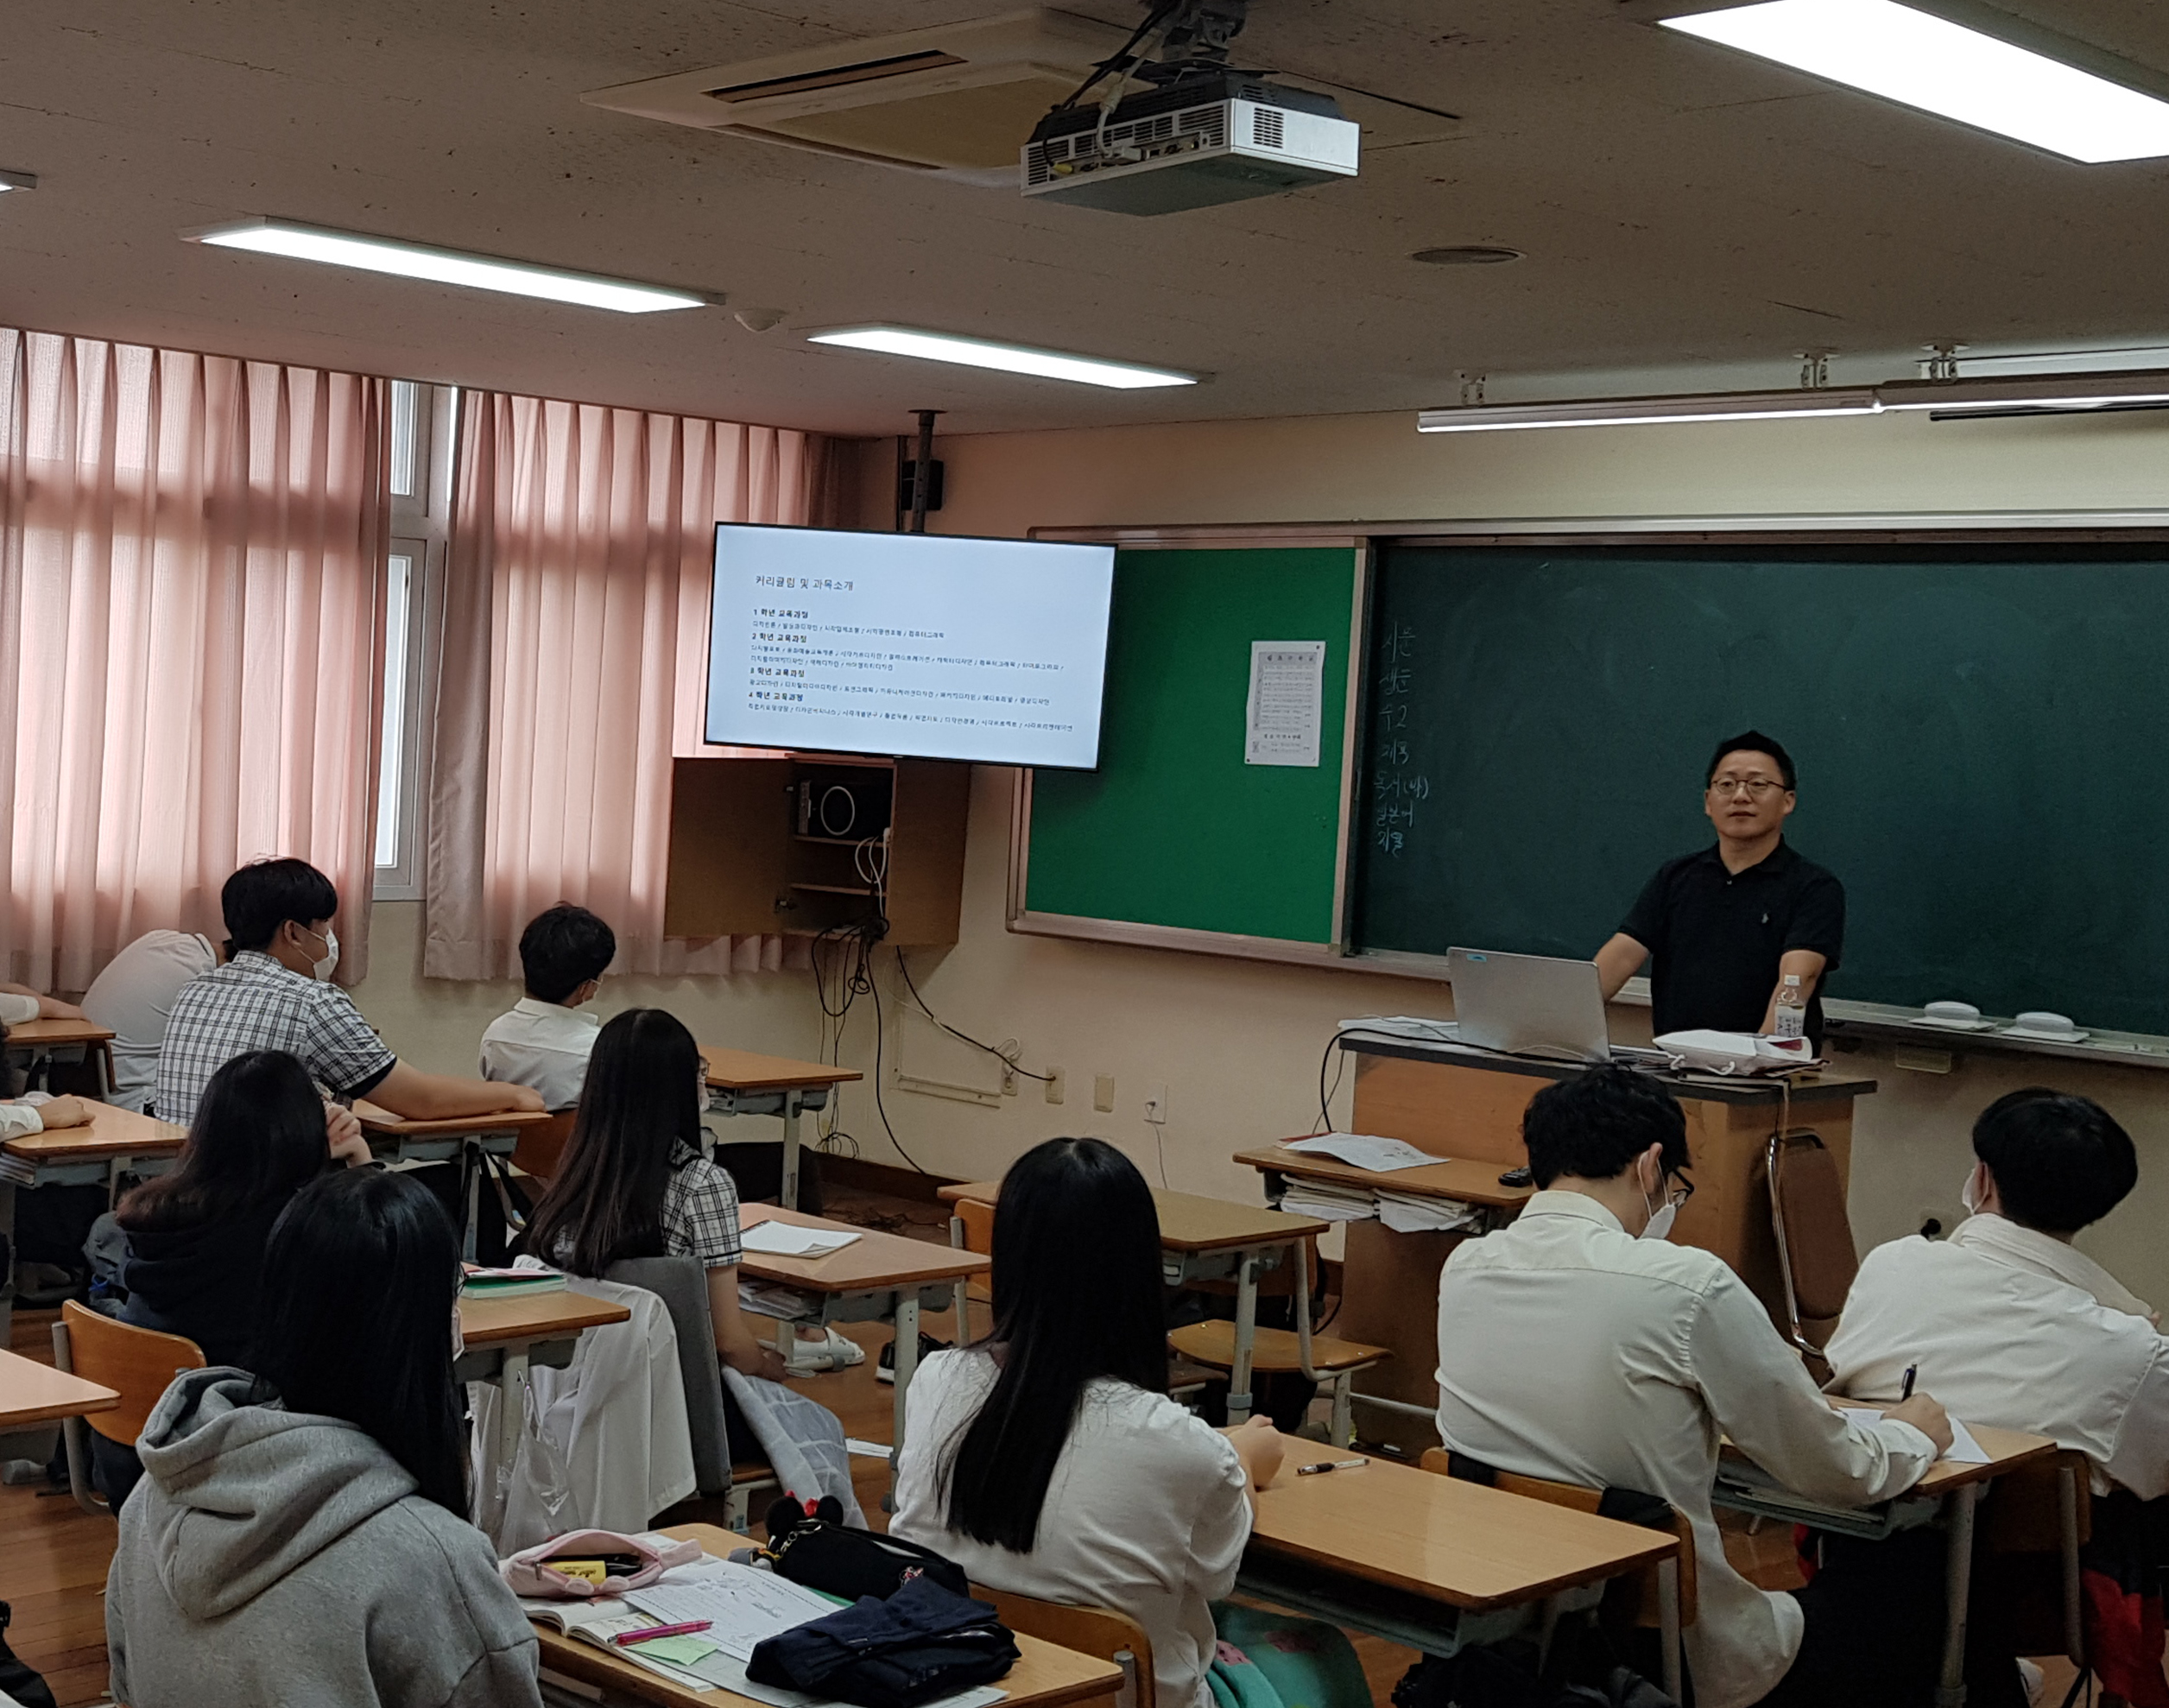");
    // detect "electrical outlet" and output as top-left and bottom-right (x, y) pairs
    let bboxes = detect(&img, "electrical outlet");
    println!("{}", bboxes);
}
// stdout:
(1092, 1072), (1116, 1114)
(1143, 1085), (1169, 1125)
(1045, 1066), (1066, 1106)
